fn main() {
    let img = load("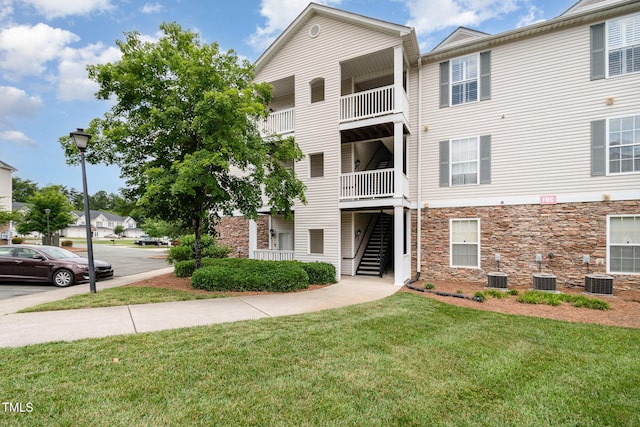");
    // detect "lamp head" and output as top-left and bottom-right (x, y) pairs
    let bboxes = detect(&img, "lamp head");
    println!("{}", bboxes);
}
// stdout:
(70, 128), (92, 152)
